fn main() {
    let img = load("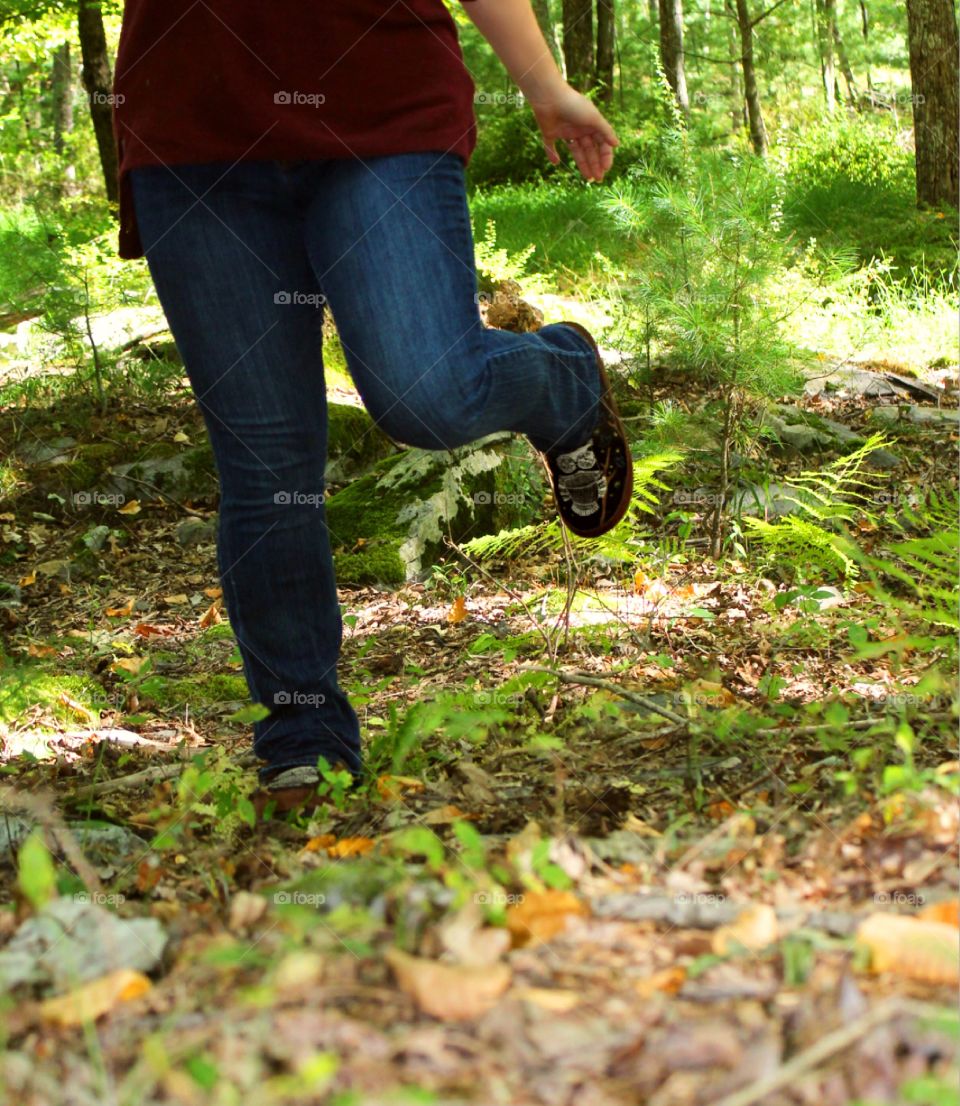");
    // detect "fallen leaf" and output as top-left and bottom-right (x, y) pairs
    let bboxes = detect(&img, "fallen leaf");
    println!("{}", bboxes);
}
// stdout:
(636, 966), (687, 997)
(376, 774), (425, 801)
(39, 970), (151, 1027)
(712, 904), (778, 955)
(302, 834), (338, 853)
(106, 598), (135, 617)
(447, 596), (467, 623)
(111, 656), (147, 675)
(857, 913), (959, 984)
(161, 594), (189, 605)
(133, 622), (173, 638)
(228, 891), (268, 932)
(326, 837), (376, 859)
(423, 805), (474, 825)
(57, 693), (96, 724)
(198, 601), (222, 628)
(118, 500), (141, 515)
(173, 431), (191, 443)
(513, 986), (580, 1012)
(203, 587), (223, 599)
(918, 900), (960, 929)
(438, 903), (511, 967)
(27, 643), (58, 658)
(506, 890), (588, 947)
(18, 571), (36, 586)
(385, 947), (511, 1020)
